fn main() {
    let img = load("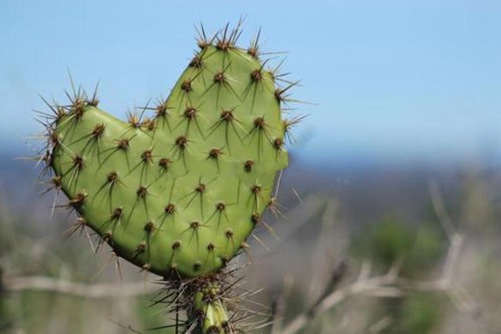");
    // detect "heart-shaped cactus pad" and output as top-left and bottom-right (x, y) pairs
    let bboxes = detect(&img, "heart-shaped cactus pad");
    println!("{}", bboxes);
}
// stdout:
(43, 27), (291, 278)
